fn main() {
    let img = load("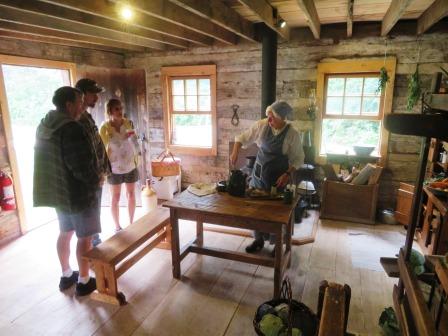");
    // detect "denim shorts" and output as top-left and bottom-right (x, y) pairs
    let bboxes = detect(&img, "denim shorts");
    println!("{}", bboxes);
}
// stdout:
(56, 189), (102, 238)
(107, 168), (139, 185)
